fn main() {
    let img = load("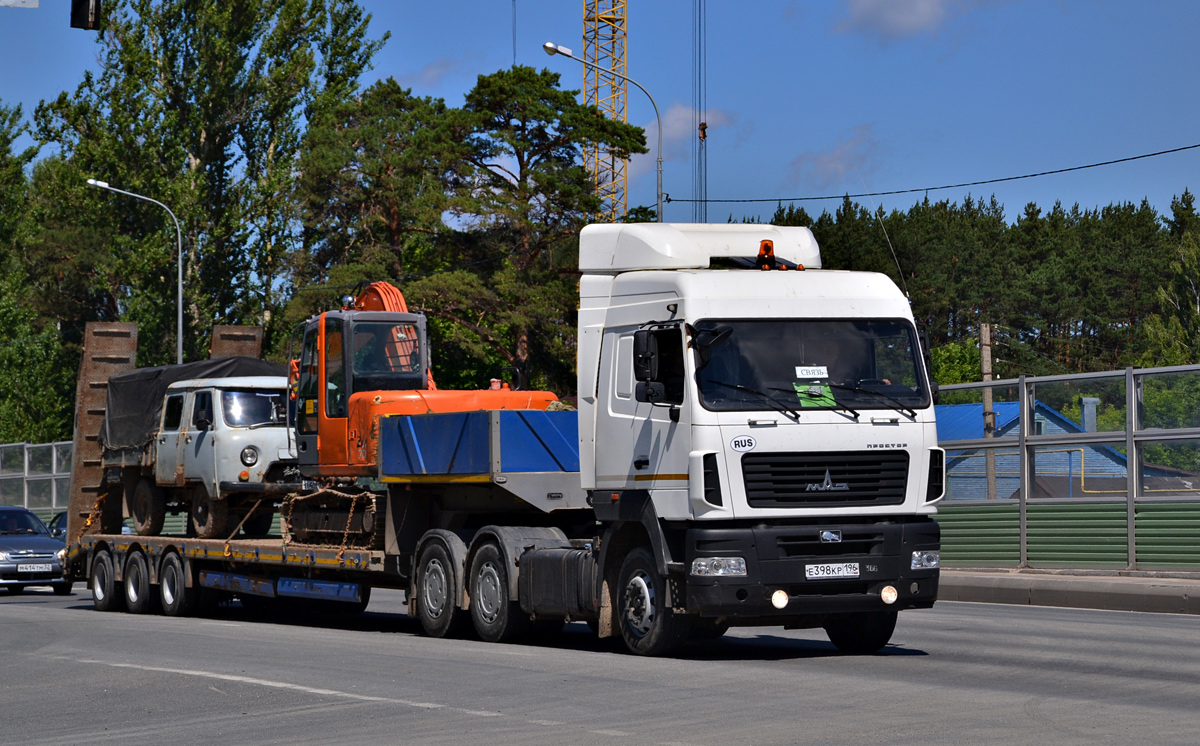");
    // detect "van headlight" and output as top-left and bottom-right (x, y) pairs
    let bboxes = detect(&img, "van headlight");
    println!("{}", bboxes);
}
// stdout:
(240, 446), (259, 466)
(691, 557), (747, 576)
